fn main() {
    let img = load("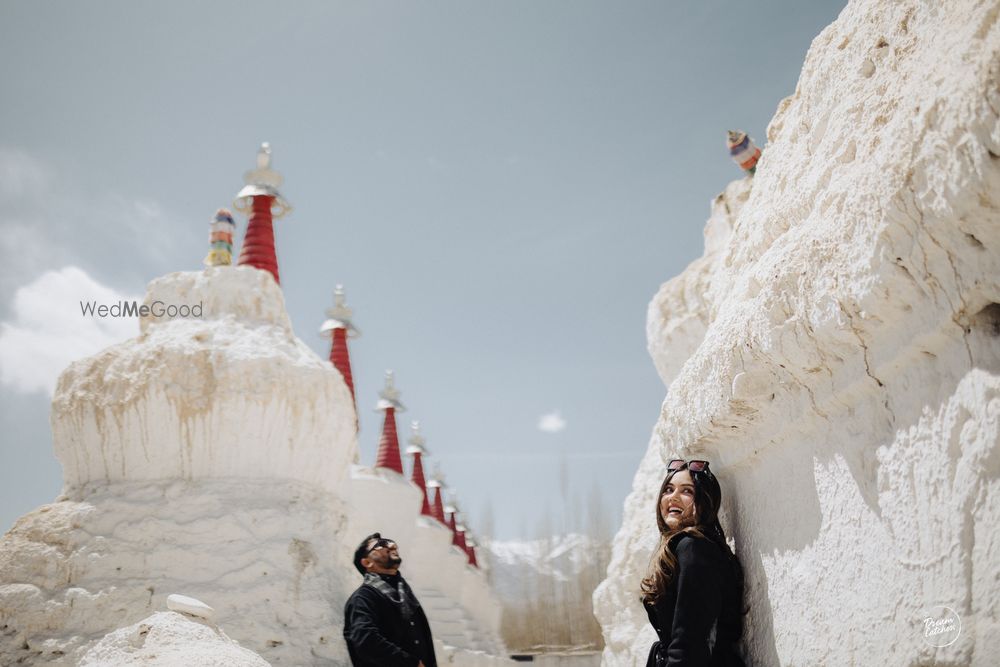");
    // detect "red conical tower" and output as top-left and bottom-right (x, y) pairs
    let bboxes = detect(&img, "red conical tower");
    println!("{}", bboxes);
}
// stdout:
(406, 421), (432, 517)
(426, 468), (447, 525)
(445, 505), (459, 545)
(374, 371), (405, 474)
(445, 496), (468, 550)
(234, 143), (291, 285)
(454, 516), (469, 552)
(466, 537), (480, 568)
(320, 285), (360, 412)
